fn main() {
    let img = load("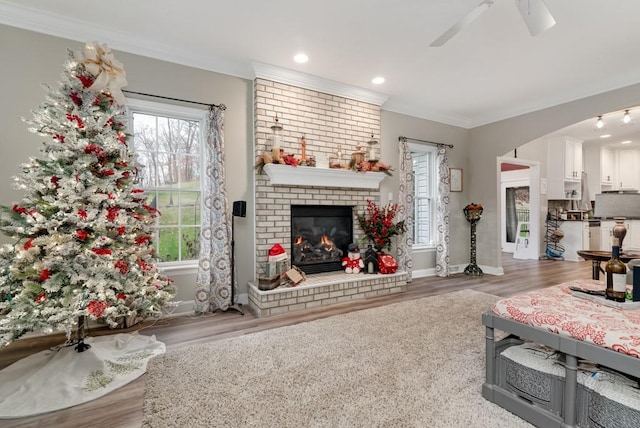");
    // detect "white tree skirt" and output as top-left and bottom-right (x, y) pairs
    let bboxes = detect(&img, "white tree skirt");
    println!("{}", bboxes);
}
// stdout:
(0, 332), (165, 418)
